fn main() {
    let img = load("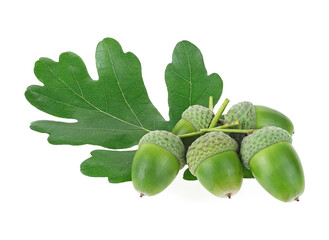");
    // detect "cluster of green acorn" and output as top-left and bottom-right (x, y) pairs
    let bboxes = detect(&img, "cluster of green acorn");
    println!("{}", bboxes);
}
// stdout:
(131, 98), (305, 202)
